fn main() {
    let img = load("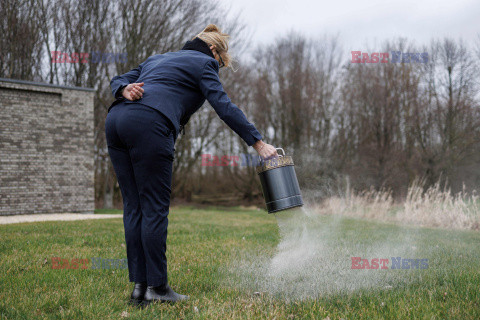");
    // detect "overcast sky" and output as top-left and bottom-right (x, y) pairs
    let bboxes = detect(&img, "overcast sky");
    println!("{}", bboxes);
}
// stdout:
(222, 0), (480, 56)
